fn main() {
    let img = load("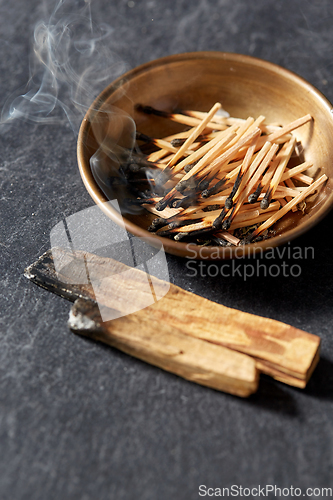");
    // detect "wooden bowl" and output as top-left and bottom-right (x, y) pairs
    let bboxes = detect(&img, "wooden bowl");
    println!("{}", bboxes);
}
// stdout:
(77, 51), (333, 259)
